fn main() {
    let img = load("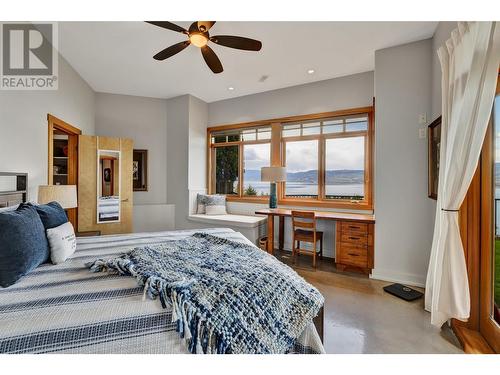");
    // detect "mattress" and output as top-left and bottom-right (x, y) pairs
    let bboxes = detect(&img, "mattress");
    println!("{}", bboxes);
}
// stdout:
(0, 228), (324, 354)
